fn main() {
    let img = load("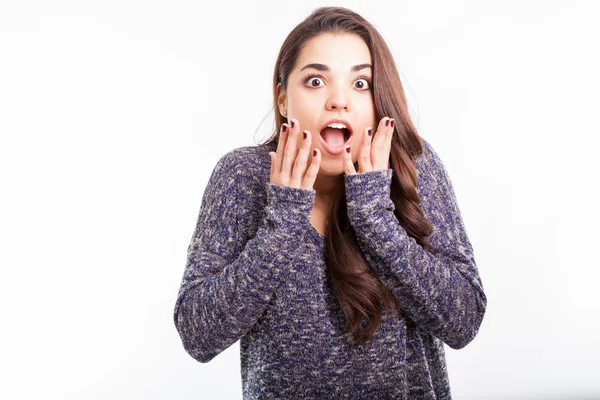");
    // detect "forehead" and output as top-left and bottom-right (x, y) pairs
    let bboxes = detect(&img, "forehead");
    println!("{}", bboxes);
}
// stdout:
(295, 33), (371, 71)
